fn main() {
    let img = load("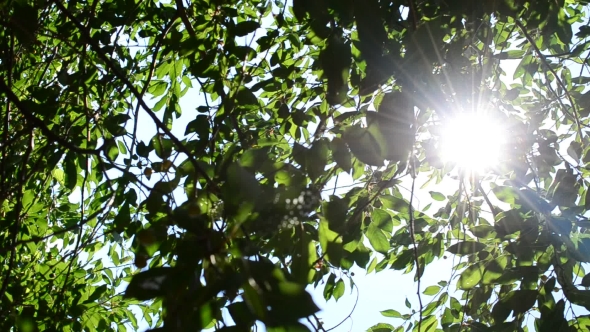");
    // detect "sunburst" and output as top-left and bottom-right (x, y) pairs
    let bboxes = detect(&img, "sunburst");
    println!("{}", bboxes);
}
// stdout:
(440, 112), (506, 173)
